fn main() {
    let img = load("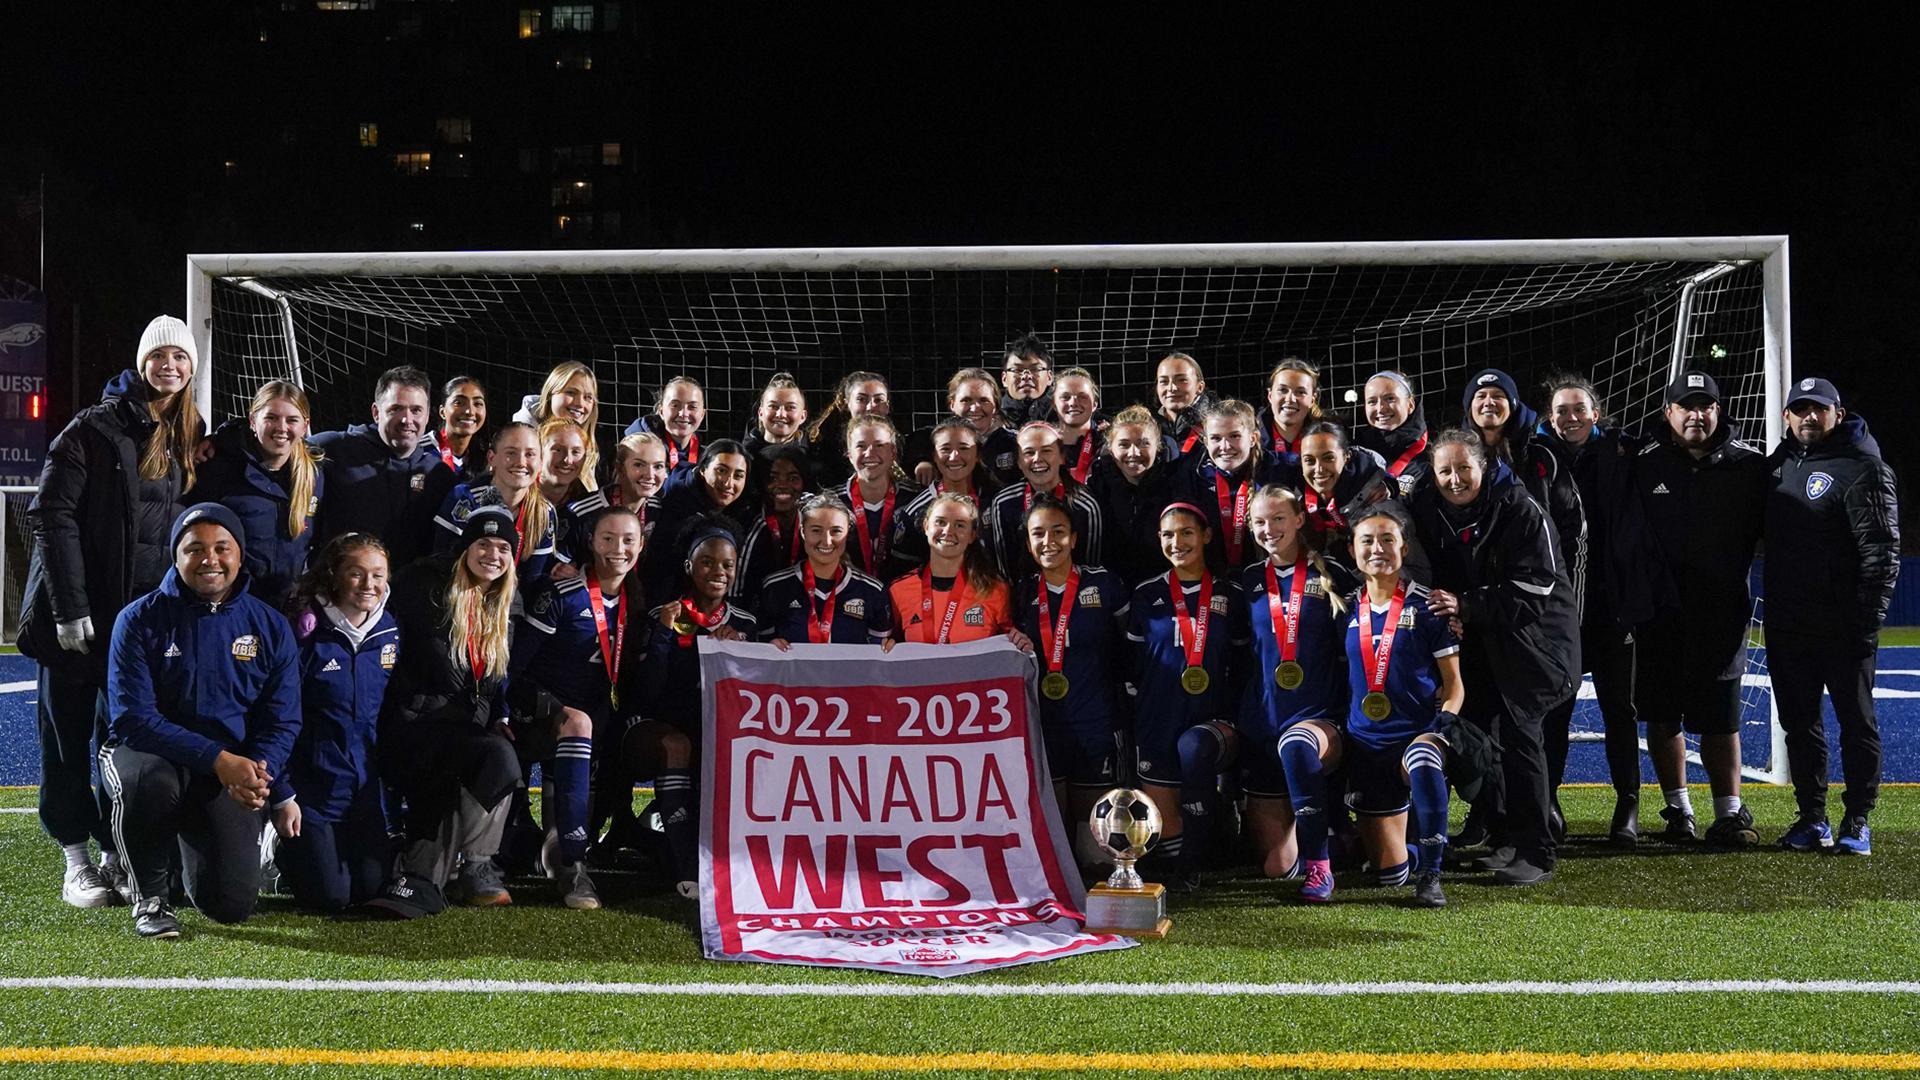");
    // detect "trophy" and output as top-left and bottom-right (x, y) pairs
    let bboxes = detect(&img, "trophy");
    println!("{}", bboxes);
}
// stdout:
(1081, 788), (1172, 939)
